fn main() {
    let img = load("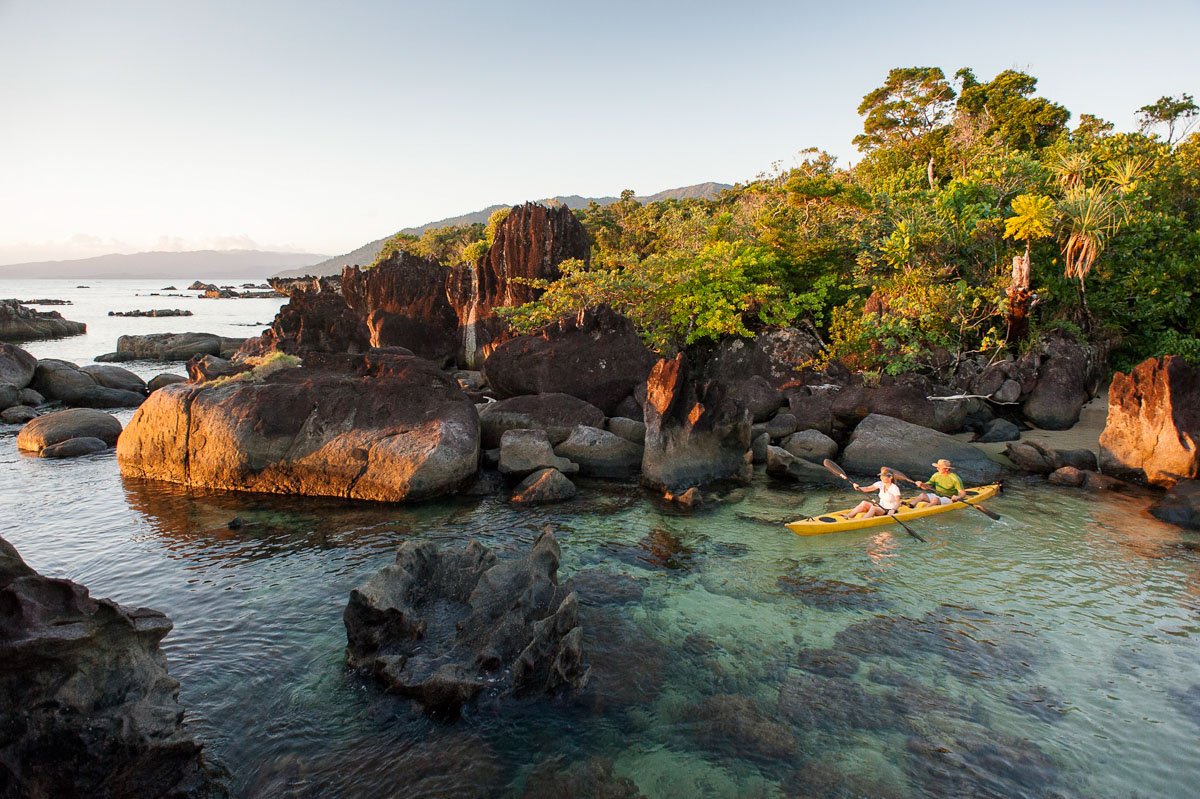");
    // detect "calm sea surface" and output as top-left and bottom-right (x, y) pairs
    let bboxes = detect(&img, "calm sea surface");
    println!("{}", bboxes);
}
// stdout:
(3, 279), (1199, 798)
